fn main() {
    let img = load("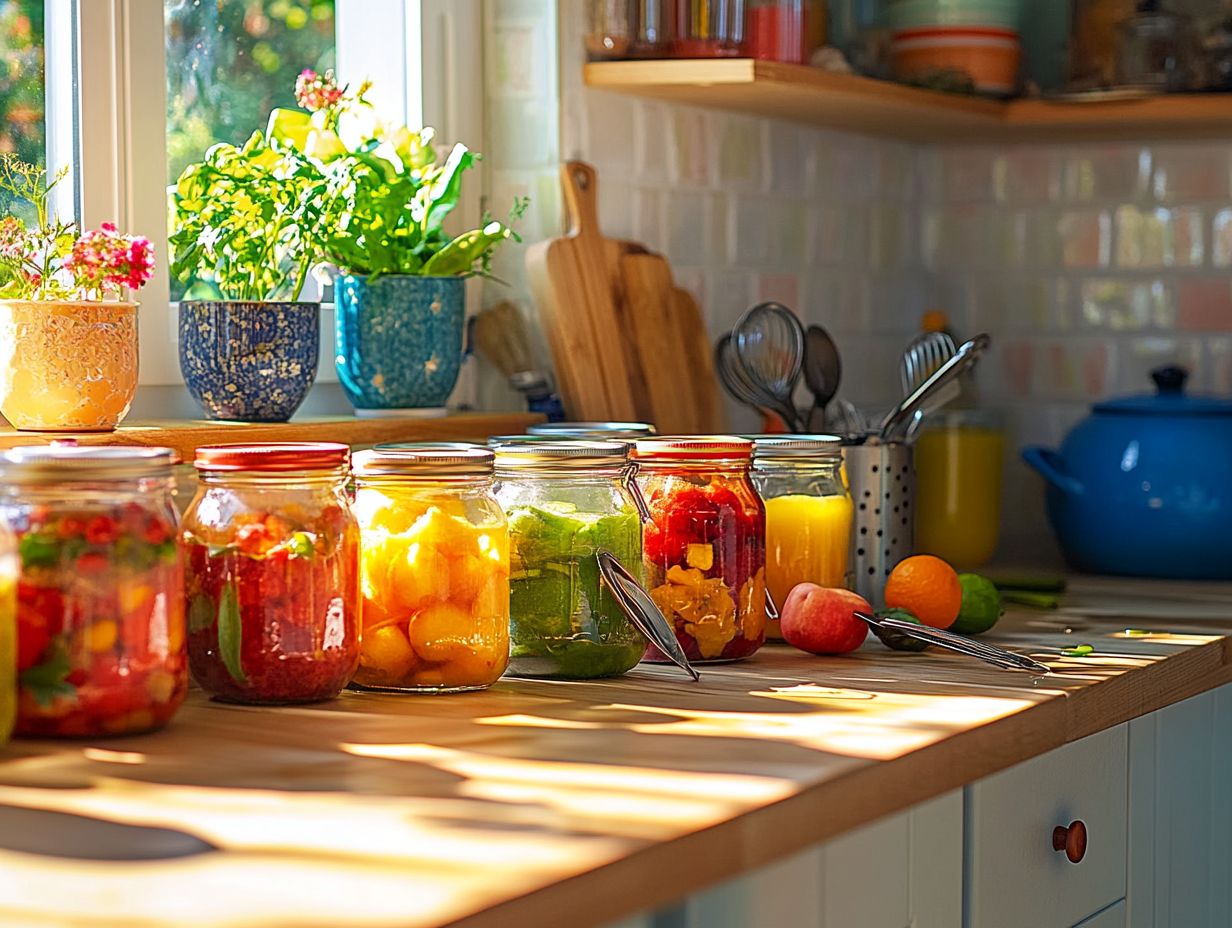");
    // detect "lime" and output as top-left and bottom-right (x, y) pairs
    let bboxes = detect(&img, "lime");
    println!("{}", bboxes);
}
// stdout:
(951, 574), (1002, 636)
(872, 608), (931, 653)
